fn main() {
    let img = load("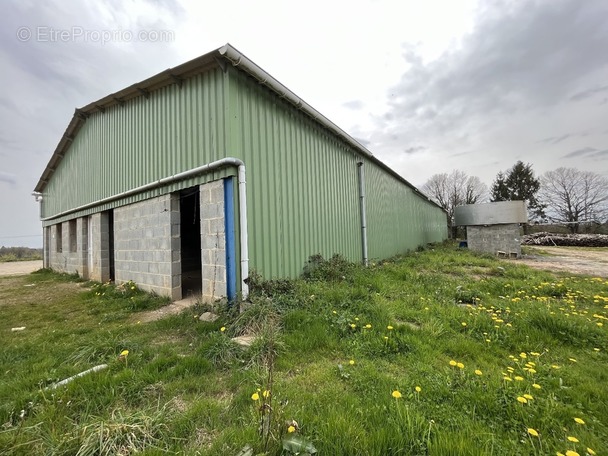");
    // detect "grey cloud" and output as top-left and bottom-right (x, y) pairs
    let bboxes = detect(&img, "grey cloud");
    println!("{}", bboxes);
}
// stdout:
(590, 149), (608, 158)
(562, 147), (597, 158)
(343, 100), (364, 110)
(384, 0), (608, 134)
(359, 0), (608, 186)
(0, 172), (17, 187)
(539, 134), (571, 145)
(354, 137), (371, 147)
(570, 85), (608, 101)
(404, 145), (426, 155)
